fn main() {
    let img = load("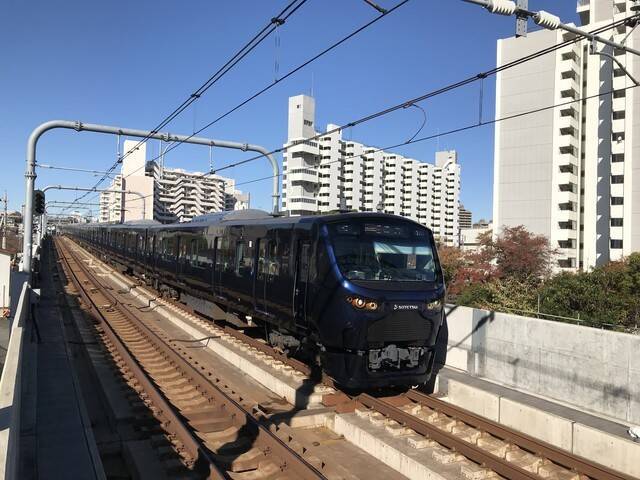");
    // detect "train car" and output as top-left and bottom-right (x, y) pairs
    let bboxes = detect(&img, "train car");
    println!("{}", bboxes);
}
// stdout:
(64, 210), (446, 389)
